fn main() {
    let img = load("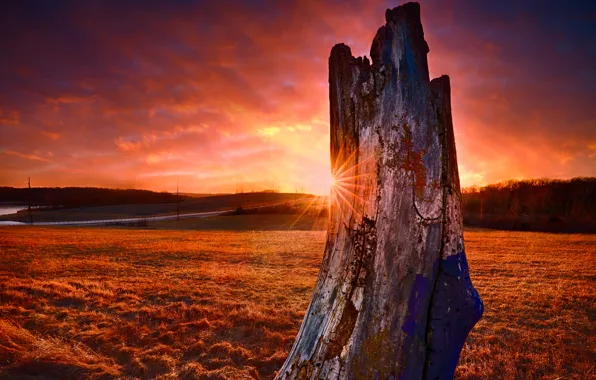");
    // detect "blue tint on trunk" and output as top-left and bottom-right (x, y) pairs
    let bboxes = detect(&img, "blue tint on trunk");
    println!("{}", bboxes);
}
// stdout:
(400, 273), (433, 379)
(425, 251), (484, 379)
